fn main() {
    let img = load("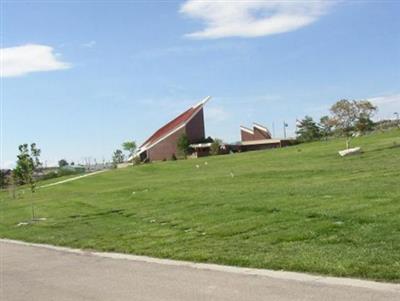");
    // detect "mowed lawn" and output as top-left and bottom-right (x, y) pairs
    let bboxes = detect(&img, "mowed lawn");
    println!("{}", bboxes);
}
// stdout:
(1, 129), (400, 281)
